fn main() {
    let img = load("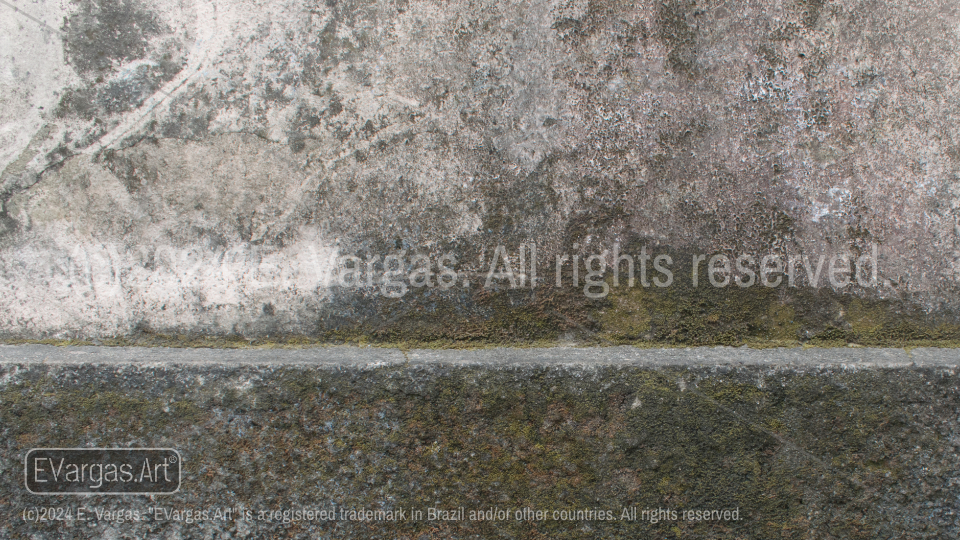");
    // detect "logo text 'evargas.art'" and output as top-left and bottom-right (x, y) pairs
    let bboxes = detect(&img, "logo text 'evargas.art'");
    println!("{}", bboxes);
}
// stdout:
(25, 449), (181, 495)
